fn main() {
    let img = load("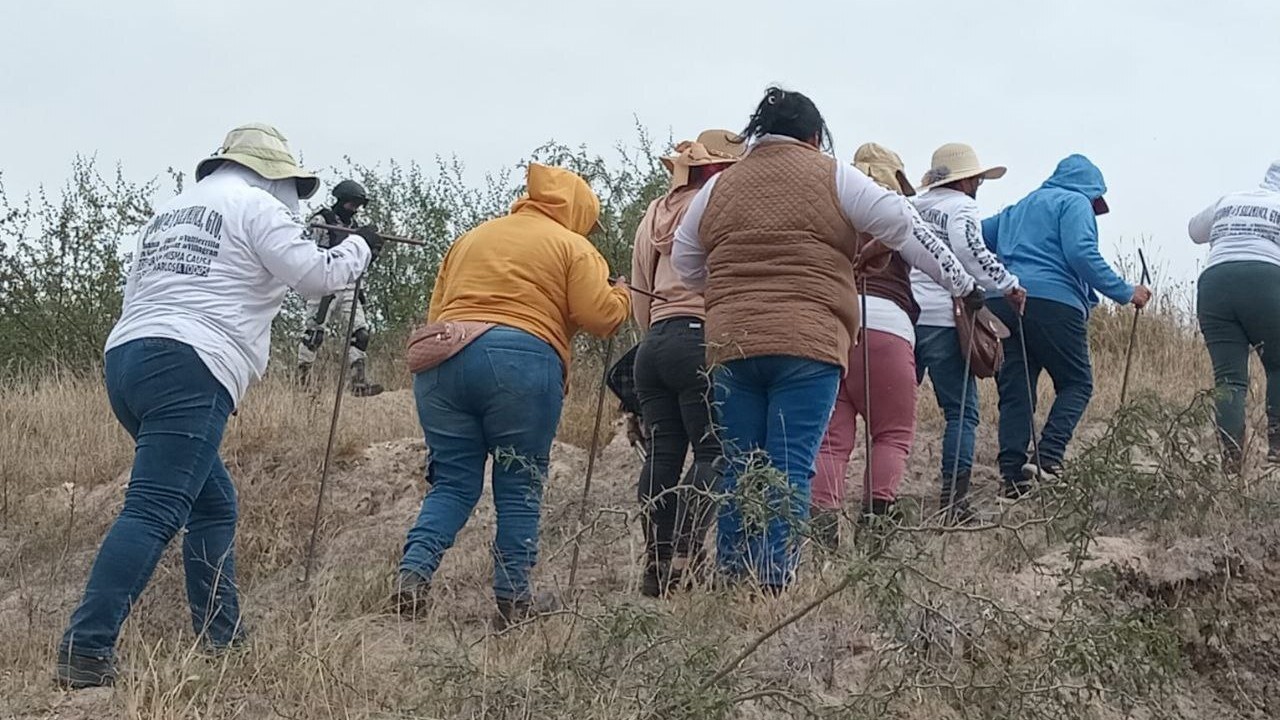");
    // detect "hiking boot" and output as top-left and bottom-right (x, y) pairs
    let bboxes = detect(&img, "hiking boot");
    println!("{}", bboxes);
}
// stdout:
(349, 360), (384, 397)
(55, 648), (116, 690)
(939, 470), (975, 525)
(641, 560), (676, 598)
(493, 592), (561, 631)
(859, 498), (898, 523)
(810, 509), (840, 551)
(1222, 444), (1244, 475)
(391, 571), (432, 618)
(999, 481), (1035, 503)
